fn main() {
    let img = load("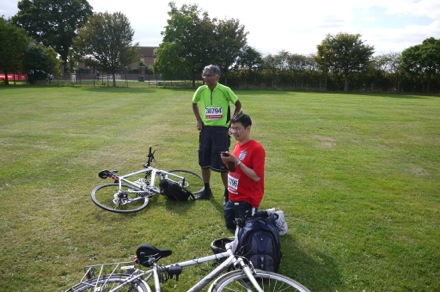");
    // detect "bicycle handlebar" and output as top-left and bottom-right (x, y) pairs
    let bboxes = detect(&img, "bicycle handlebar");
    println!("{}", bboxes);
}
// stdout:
(144, 145), (156, 168)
